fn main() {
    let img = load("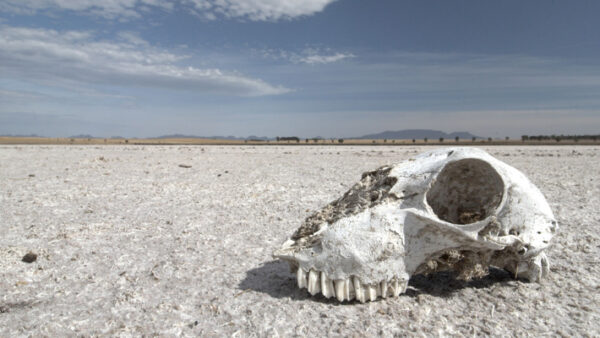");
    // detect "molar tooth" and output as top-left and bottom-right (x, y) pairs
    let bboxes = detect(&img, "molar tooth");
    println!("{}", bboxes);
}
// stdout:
(368, 285), (377, 301)
(391, 279), (408, 297)
(392, 279), (400, 297)
(321, 272), (334, 298)
(297, 268), (308, 289)
(399, 280), (407, 294)
(381, 281), (388, 298)
(353, 277), (366, 303)
(308, 270), (321, 295)
(335, 279), (346, 302)
(344, 278), (352, 300)
(350, 279), (356, 299)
